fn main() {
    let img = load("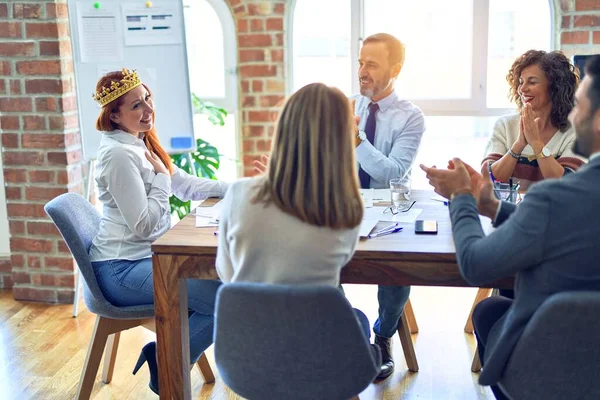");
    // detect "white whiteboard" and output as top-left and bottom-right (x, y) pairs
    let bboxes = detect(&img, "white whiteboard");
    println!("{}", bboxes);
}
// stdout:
(67, 0), (195, 161)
